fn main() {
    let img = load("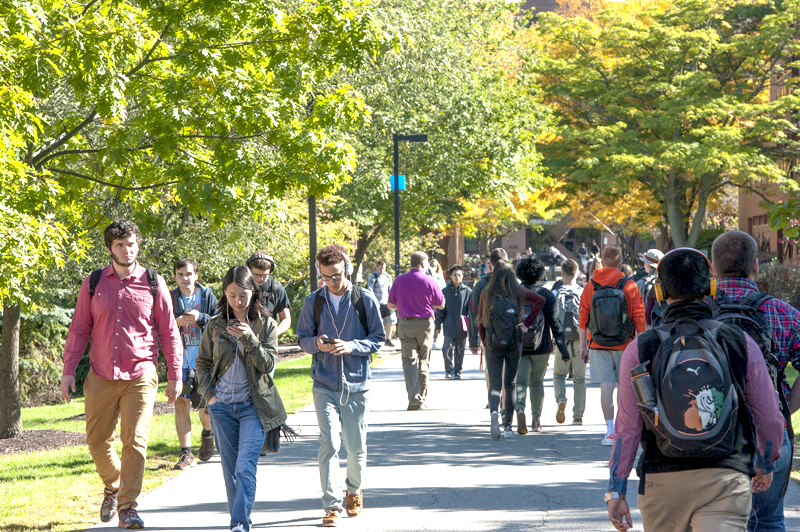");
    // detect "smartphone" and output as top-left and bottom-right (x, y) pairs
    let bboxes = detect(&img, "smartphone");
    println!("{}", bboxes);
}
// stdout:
(321, 337), (337, 344)
(227, 319), (241, 327)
